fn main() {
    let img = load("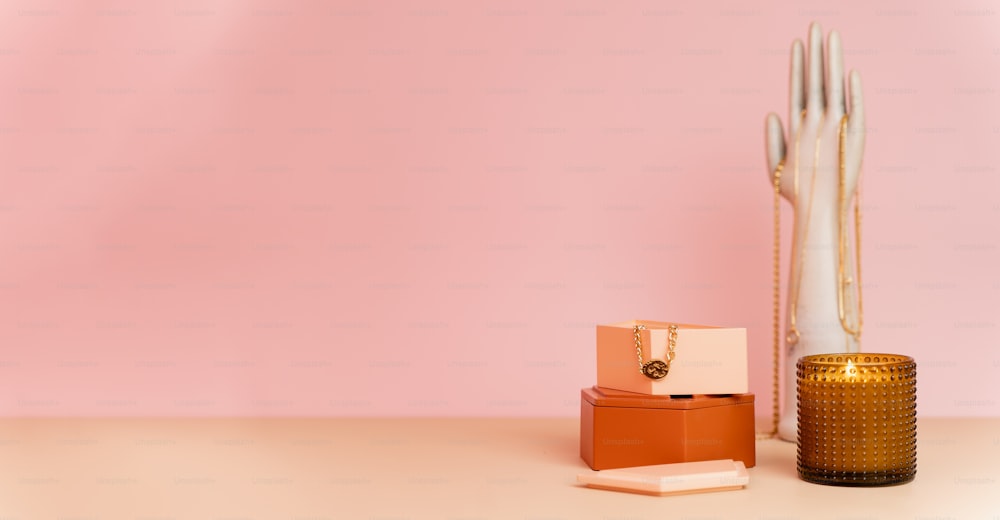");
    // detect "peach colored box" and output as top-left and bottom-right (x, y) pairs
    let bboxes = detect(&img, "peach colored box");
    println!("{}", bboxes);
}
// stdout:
(596, 320), (748, 396)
